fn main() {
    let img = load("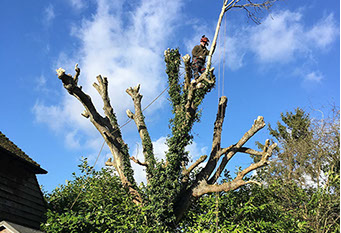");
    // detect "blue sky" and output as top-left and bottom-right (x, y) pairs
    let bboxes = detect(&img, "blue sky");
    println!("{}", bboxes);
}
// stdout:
(1, 0), (339, 192)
